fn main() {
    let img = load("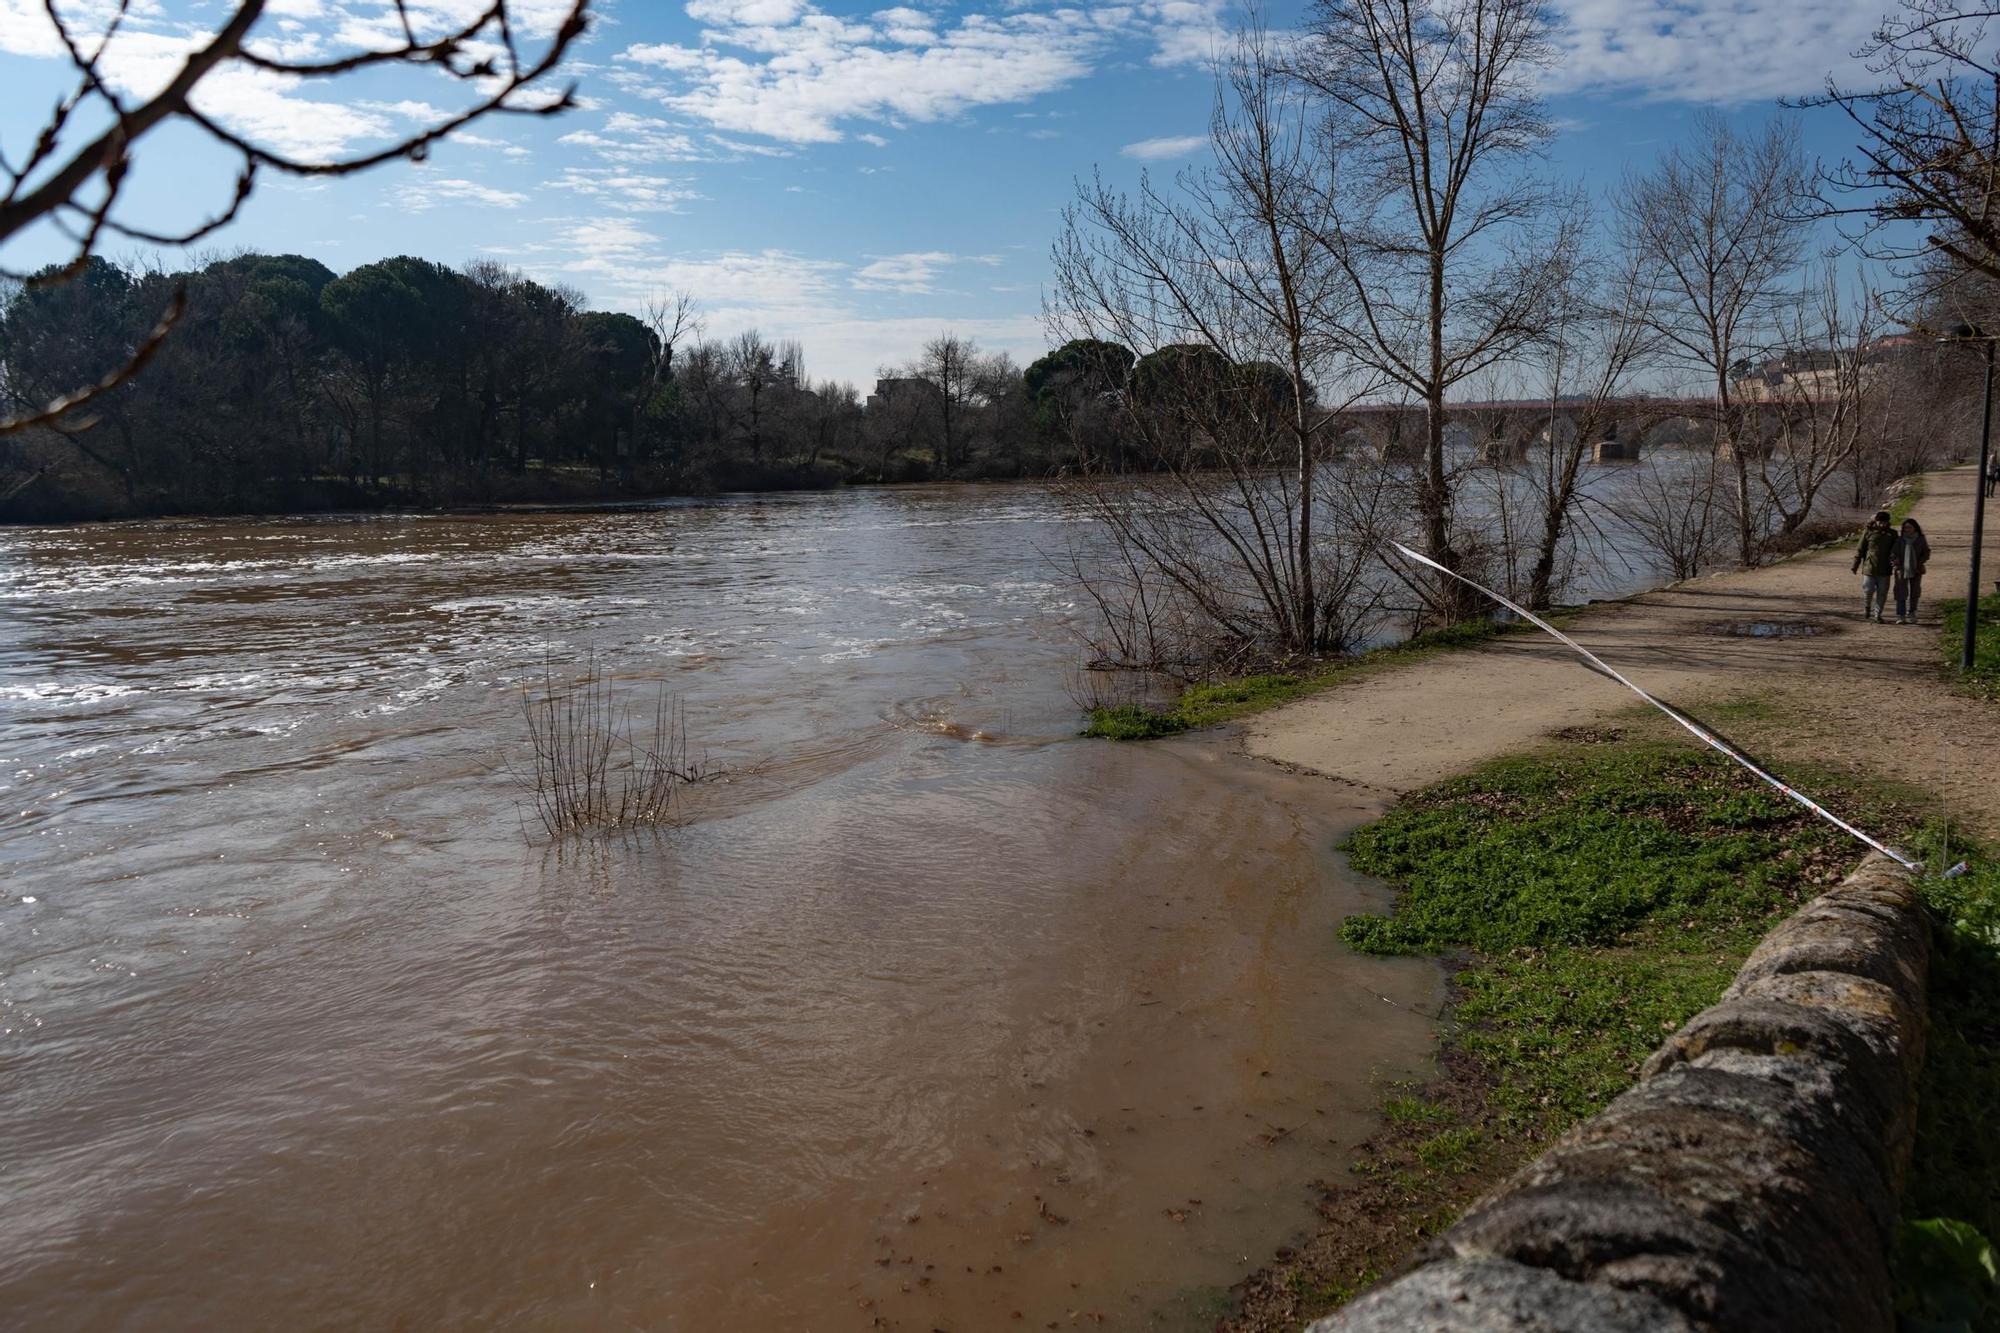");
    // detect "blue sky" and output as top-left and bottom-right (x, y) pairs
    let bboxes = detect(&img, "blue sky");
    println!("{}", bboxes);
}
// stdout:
(1, 0), (1908, 385)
